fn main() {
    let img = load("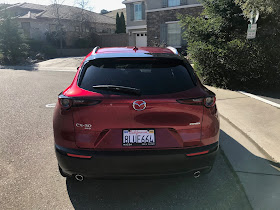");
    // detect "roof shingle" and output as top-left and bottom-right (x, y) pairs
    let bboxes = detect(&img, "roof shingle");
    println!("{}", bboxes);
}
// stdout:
(37, 4), (115, 24)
